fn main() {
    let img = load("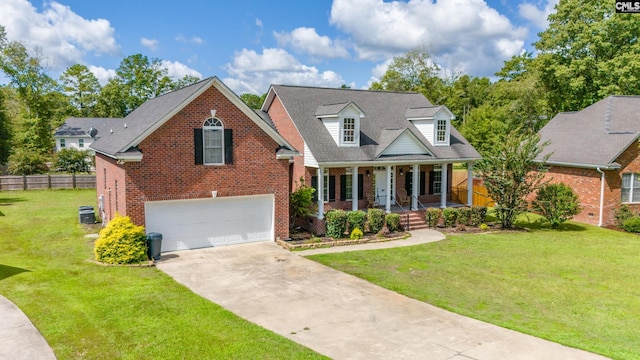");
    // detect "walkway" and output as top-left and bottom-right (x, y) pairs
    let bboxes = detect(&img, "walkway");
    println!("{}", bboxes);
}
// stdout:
(0, 296), (56, 360)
